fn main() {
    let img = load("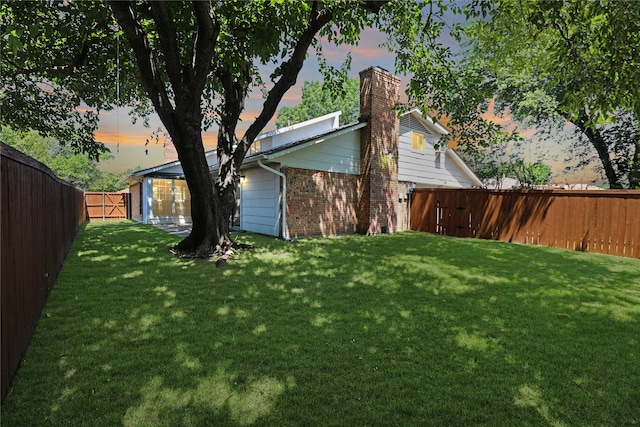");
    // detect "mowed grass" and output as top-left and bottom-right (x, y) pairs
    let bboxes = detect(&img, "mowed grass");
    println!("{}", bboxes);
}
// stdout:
(2, 221), (639, 426)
